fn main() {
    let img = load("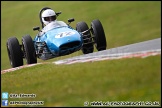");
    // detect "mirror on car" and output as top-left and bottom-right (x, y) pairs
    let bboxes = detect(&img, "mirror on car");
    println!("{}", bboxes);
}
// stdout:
(68, 18), (75, 23)
(56, 11), (62, 16)
(33, 26), (40, 31)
